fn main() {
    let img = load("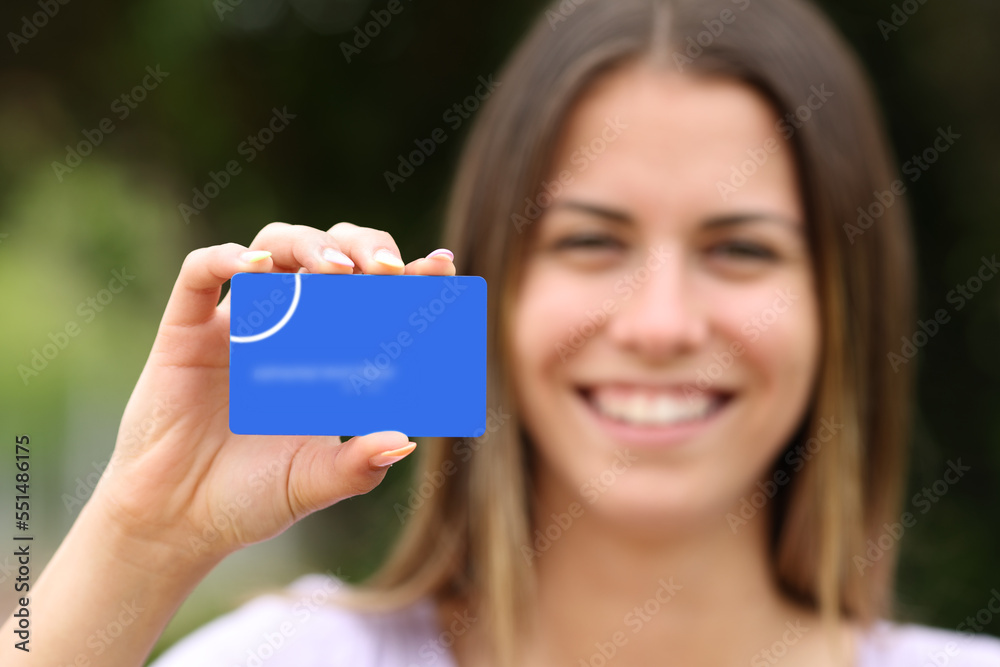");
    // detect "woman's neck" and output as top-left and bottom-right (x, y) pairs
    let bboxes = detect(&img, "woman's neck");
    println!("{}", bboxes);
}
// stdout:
(527, 484), (795, 664)
(444, 478), (855, 667)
